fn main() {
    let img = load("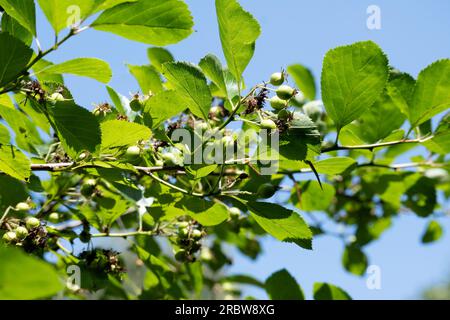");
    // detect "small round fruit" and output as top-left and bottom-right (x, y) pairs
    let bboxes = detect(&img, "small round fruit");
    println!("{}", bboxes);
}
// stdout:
(130, 98), (143, 112)
(290, 91), (306, 107)
(178, 227), (189, 238)
(277, 109), (291, 121)
(174, 249), (187, 262)
(50, 92), (65, 101)
(25, 217), (40, 229)
(14, 226), (28, 240)
(260, 119), (277, 130)
(15, 202), (31, 212)
(269, 96), (288, 110)
(80, 179), (96, 197)
(2, 231), (17, 243)
(269, 72), (285, 86)
(79, 230), (91, 243)
(78, 152), (87, 161)
(197, 122), (209, 131)
(303, 100), (323, 122)
(276, 85), (296, 100)
(162, 152), (178, 166)
(125, 145), (141, 161)
(178, 221), (190, 228)
(257, 183), (277, 199)
(48, 212), (60, 223)
(191, 229), (202, 240)
(229, 207), (241, 219)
